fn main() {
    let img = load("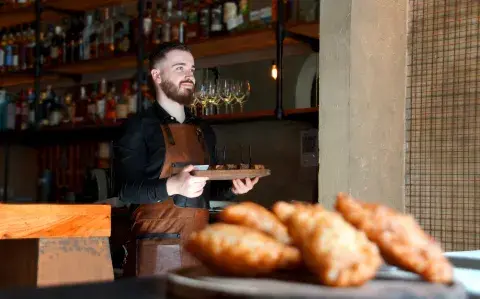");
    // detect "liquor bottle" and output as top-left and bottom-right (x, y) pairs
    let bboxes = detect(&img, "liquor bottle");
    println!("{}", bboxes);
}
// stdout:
(128, 80), (137, 116)
(185, 1), (200, 43)
(237, 0), (250, 31)
(105, 84), (117, 120)
(87, 84), (97, 122)
(0, 89), (6, 130)
(210, 0), (224, 37)
(116, 80), (130, 119)
(65, 17), (75, 63)
(41, 85), (56, 126)
(9, 28), (19, 72)
(50, 25), (64, 65)
(75, 86), (88, 123)
(0, 28), (6, 73)
(114, 5), (130, 54)
(171, 0), (186, 43)
(48, 95), (63, 126)
(151, 1), (163, 48)
(26, 24), (35, 69)
(141, 81), (154, 110)
(63, 93), (75, 124)
(162, 0), (172, 42)
(77, 15), (85, 61)
(15, 90), (25, 130)
(223, 0), (241, 32)
(96, 78), (107, 121)
(143, 1), (153, 51)
(18, 24), (27, 70)
(83, 12), (94, 60)
(89, 10), (101, 59)
(198, 2), (210, 39)
(27, 87), (35, 127)
(42, 24), (54, 67)
(103, 7), (115, 57)
(5, 92), (15, 130)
